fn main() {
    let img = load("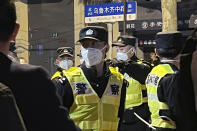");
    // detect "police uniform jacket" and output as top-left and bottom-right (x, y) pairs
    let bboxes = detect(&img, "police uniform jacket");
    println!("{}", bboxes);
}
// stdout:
(116, 55), (151, 124)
